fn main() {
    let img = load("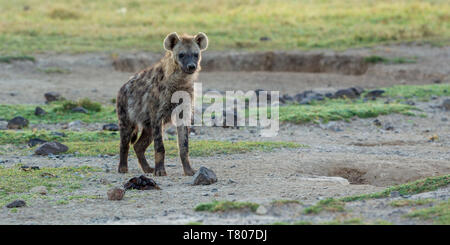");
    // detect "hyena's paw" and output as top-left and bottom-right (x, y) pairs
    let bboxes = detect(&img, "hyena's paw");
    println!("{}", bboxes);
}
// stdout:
(141, 165), (155, 174)
(154, 168), (167, 176)
(118, 165), (128, 174)
(183, 168), (196, 176)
